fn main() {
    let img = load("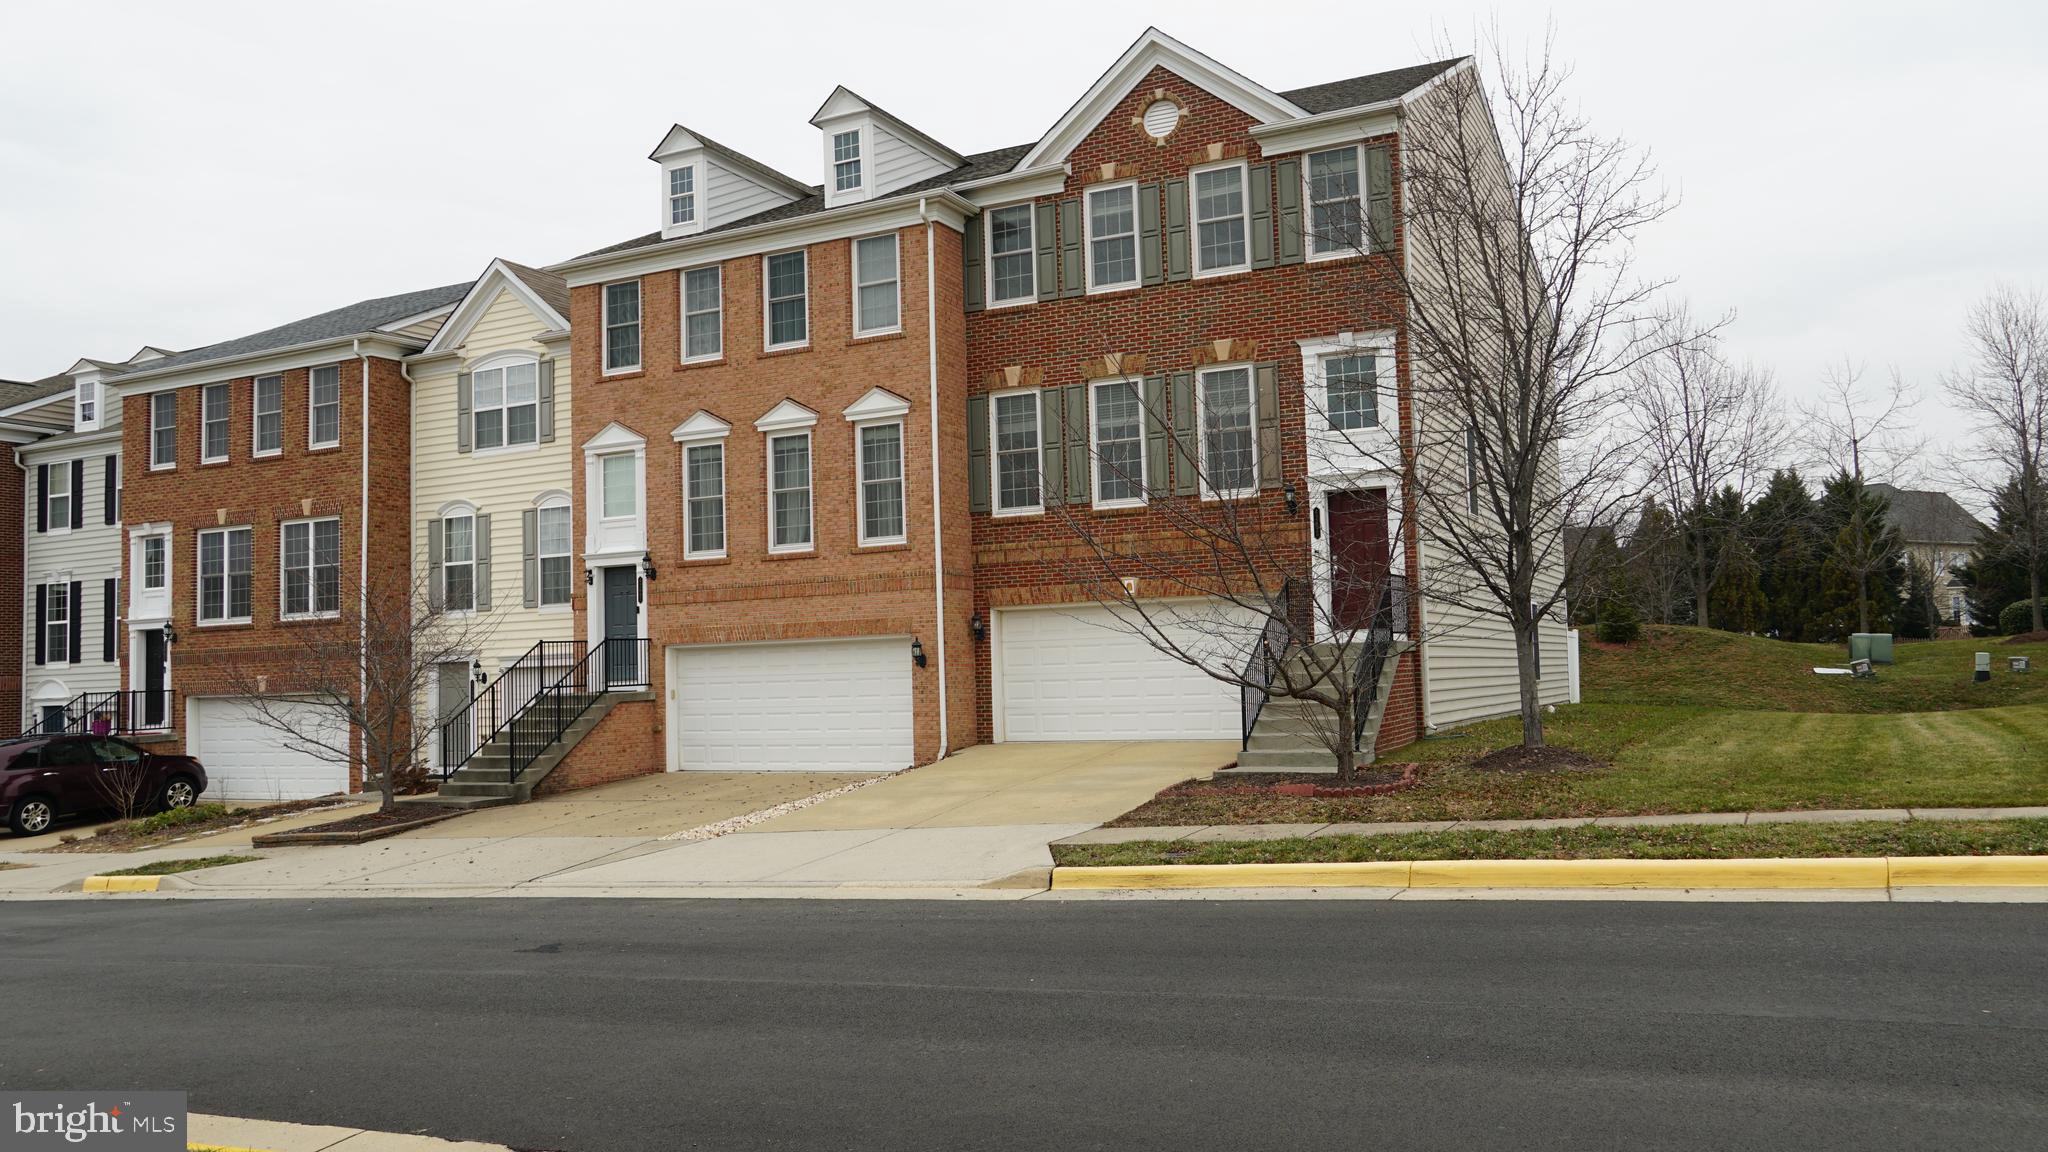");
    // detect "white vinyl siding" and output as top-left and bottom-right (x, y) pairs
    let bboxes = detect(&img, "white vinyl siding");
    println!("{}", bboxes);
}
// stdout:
(21, 445), (122, 702)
